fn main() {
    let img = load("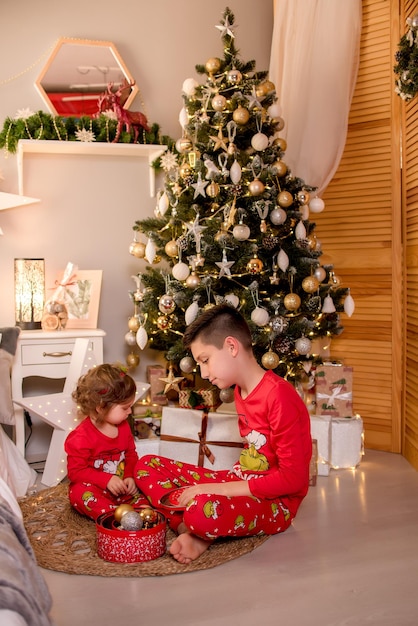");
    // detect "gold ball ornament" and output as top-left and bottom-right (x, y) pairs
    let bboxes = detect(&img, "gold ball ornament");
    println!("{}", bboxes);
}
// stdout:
(261, 350), (280, 370)
(249, 178), (265, 196)
(130, 242), (146, 258)
(272, 160), (287, 177)
(164, 240), (178, 258)
(186, 271), (201, 289)
(205, 57), (222, 75)
(157, 315), (171, 330)
(297, 190), (310, 205)
(246, 255), (264, 274)
(227, 69), (242, 84)
(273, 137), (287, 152)
(139, 506), (158, 528)
(126, 352), (140, 368)
(211, 94), (227, 111)
(283, 292), (301, 311)
(114, 504), (135, 523)
(302, 275), (320, 293)
(158, 294), (176, 315)
(278, 191), (293, 207)
(233, 106), (250, 125)
(179, 163), (192, 178)
(128, 316), (140, 332)
(261, 79), (276, 94)
(177, 137), (193, 153)
(273, 117), (285, 131)
(214, 228), (231, 246)
(206, 181), (220, 198)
